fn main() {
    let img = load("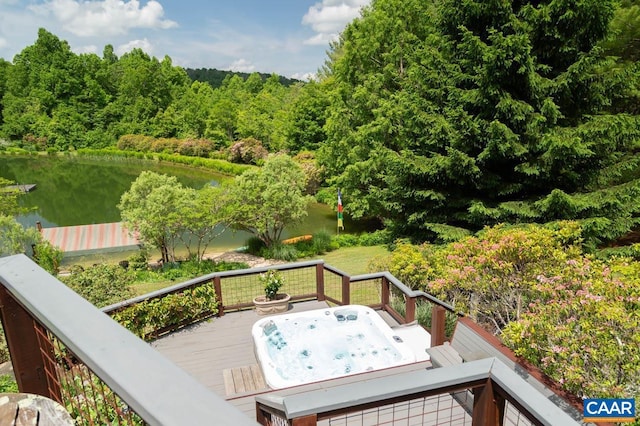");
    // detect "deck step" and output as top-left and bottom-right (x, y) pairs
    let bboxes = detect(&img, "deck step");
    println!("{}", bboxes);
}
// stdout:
(223, 364), (268, 397)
